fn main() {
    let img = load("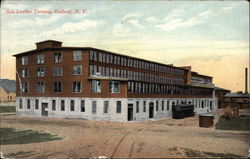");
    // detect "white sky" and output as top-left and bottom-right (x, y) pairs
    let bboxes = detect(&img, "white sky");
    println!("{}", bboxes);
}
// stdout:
(0, 0), (249, 92)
